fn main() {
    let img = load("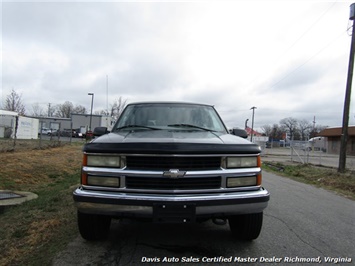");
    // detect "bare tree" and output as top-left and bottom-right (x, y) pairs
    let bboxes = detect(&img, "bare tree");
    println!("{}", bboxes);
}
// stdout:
(280, 117), (299, 140)
(271, 124), (284, 140)
(30, 103), (46, 117)
(55, 101), (73, 118)
(298, 119), (313, 140)
(261, 125), (272, 137)
(109, 97), (128, 119)
(55, 101), (87, 118)
(310, 124), (328, 139)
(73, 105), (87, 114)
(4, 89), (26, 115)
(261, 119), (329, 142)
(49, 105), (57, 117)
